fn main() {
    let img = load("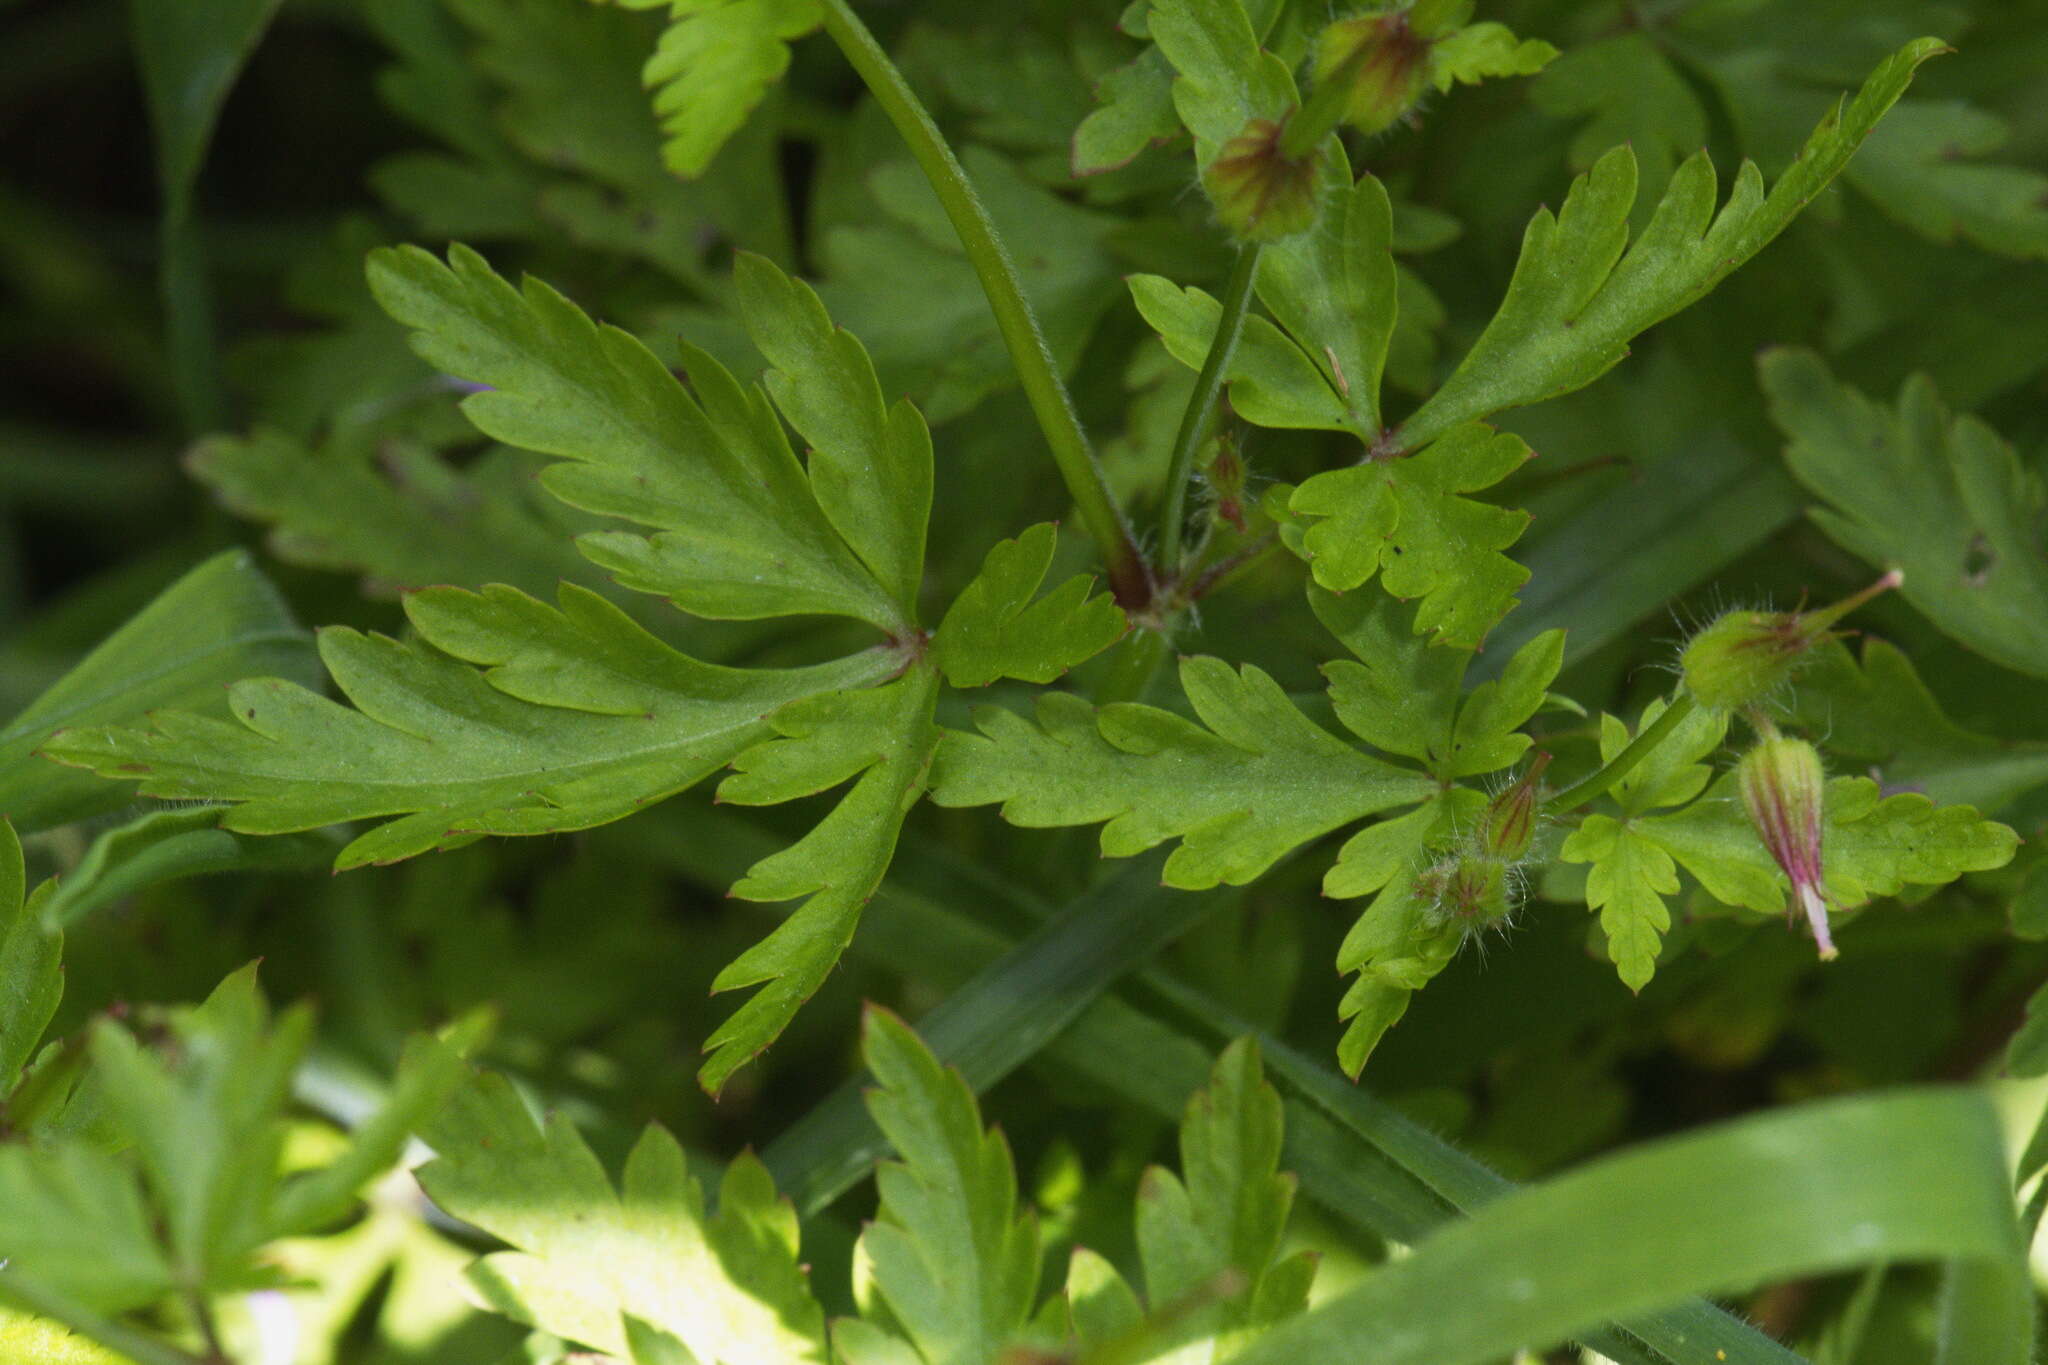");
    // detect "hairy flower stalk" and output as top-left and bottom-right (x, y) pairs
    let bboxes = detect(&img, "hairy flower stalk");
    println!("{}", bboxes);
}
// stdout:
(1737, 728), (1837, 960)
(1680, 569), (1904, 713)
